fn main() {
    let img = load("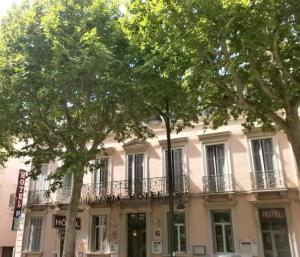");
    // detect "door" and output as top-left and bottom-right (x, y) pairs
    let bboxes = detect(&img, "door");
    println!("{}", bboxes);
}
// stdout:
(128, 154), (144, 194)
(2, 247), (13, 257)
(206, 144), (226, 192)
(127, 213), (146, 257)
(94, 158), (109, 195)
